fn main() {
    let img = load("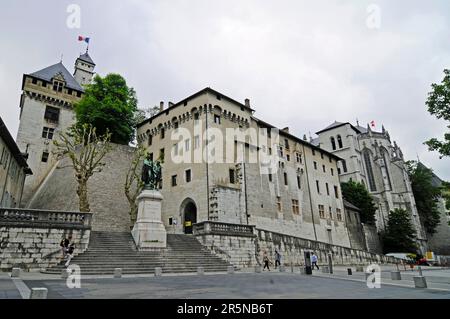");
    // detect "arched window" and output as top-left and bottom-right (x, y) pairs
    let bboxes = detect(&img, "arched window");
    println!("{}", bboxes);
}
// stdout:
(337, 135), (343, 149)
(363, 150), (377, 192)
(330, 137), (336, 150)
